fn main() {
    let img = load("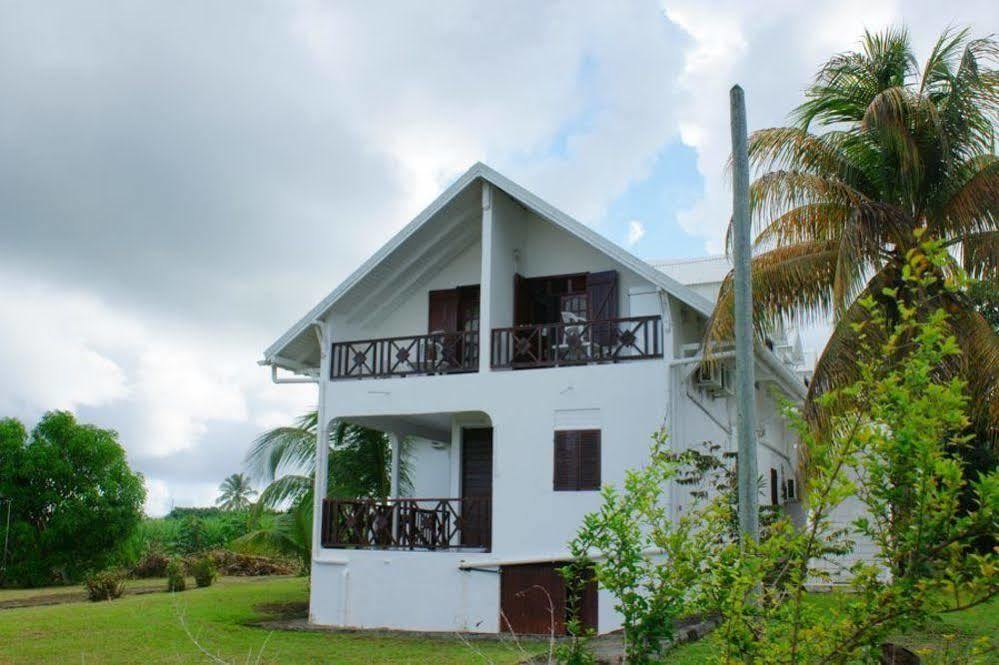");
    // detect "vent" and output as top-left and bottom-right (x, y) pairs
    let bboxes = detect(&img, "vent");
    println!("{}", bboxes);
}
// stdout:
(695, 362), (733, 397)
